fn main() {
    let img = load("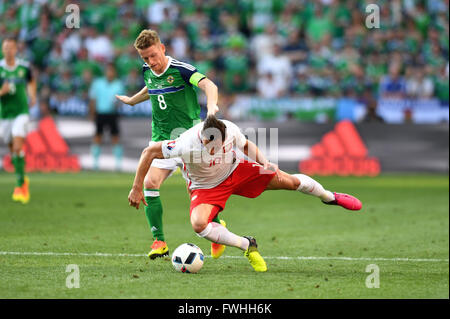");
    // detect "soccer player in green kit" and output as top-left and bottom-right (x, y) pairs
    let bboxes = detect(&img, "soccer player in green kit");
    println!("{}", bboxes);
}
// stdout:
(116, 29), (226, 259)
(0, 37), (36, 204)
